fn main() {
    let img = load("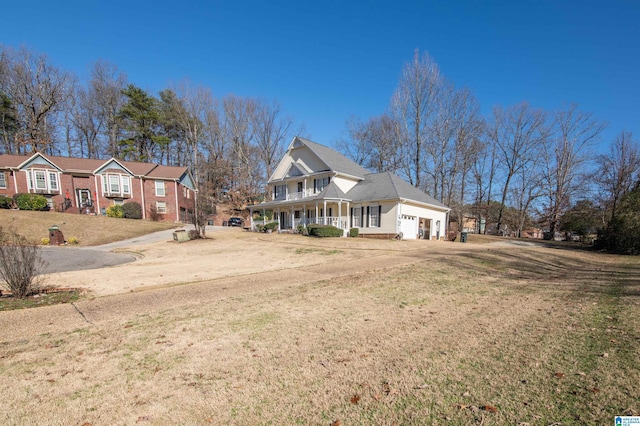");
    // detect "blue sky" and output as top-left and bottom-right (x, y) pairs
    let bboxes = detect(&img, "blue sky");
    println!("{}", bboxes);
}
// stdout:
(2, 1), (638, 150)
